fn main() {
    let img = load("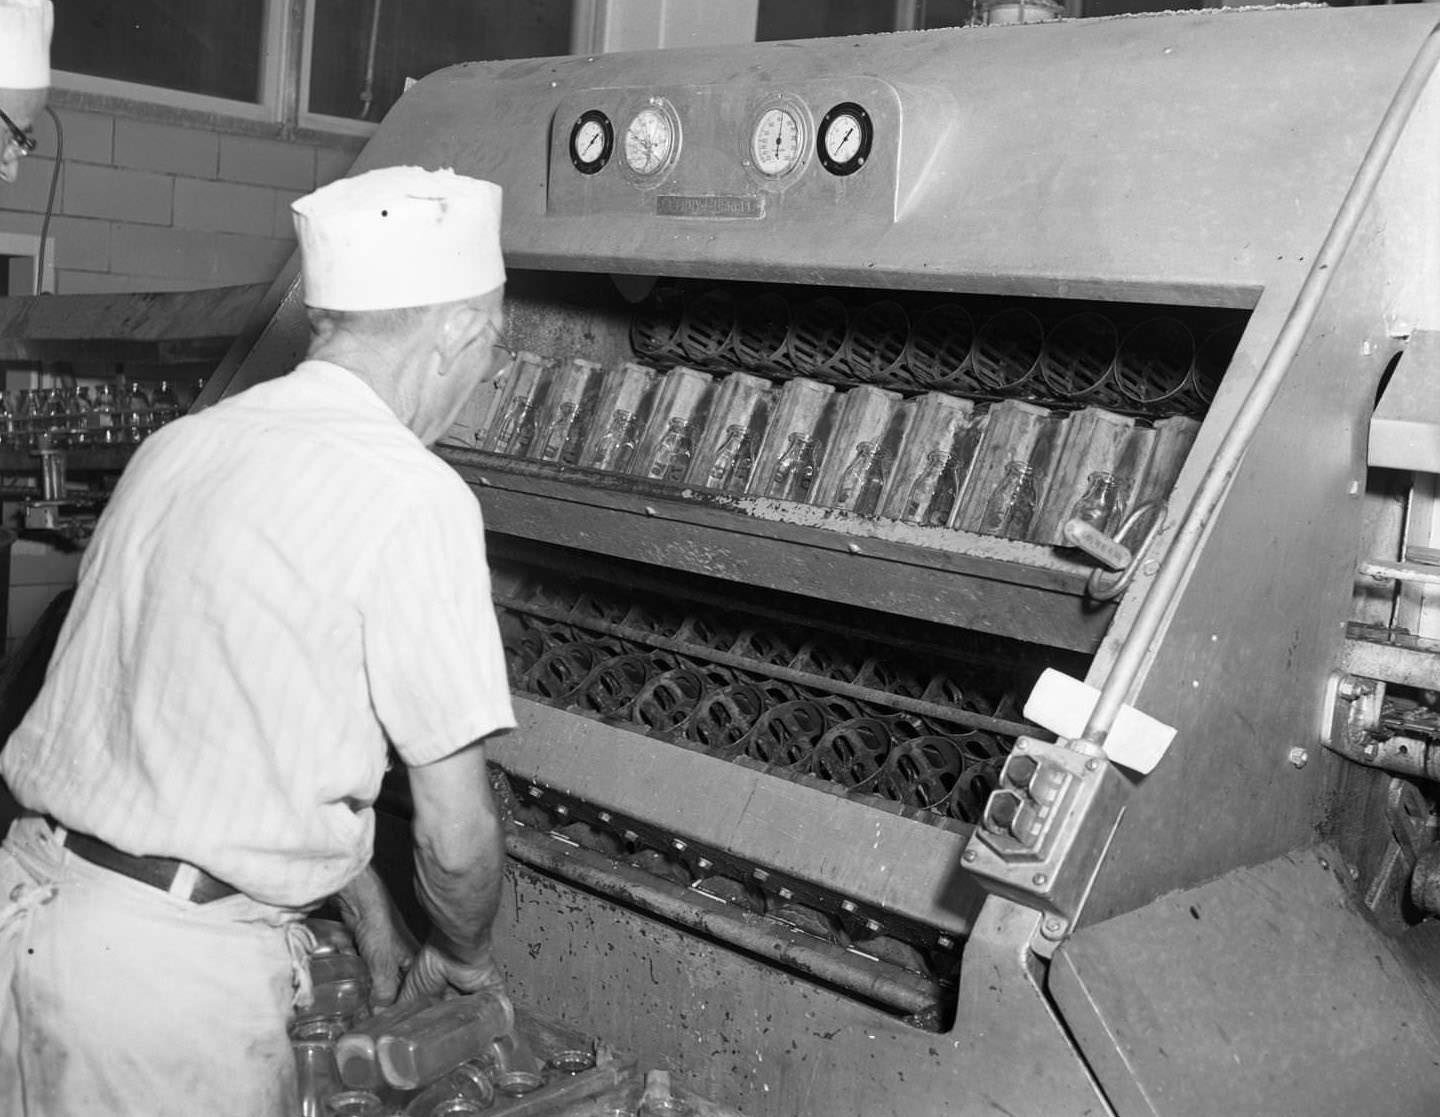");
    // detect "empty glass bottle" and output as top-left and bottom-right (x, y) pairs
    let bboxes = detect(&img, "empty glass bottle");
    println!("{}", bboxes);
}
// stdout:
(980, 460), (1039, 538)
(151, 380), (180, 426)
(902, 450), (962, 526)
(325, 1090), (385, 1116)
(705, 424), (755, 493)
(376, 989), (514, 1090)
(768, 433), (818, 502)
(589, 409), (641, 472)
(90, 383), (118, 443)
(402, 1061), (495, 1116)
(646, 417), (696, 481)
(336, 997), (436, 1089)
(1068, 471), (1126, 534)
(536, 400), (578, 462)
(488, 397), (536, 457)
(835, 441), (888, 516)
(294, 1039), (341, 1117)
